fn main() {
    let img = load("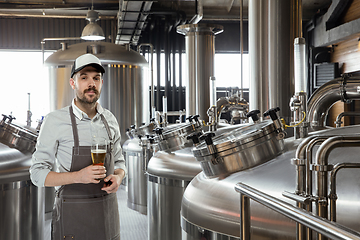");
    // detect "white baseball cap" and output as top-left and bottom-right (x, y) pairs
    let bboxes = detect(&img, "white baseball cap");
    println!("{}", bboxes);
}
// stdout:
(71, 53), (105, 78)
